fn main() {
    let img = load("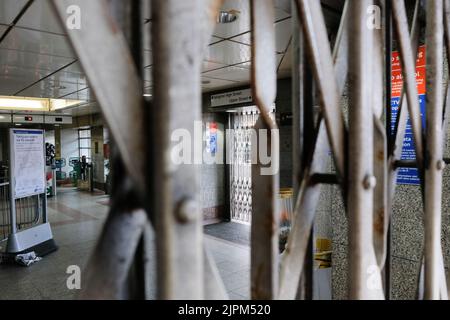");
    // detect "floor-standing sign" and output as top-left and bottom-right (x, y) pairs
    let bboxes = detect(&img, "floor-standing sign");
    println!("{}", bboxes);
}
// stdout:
(391, 45), (426, 185)
(6, 129), (55, 254)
